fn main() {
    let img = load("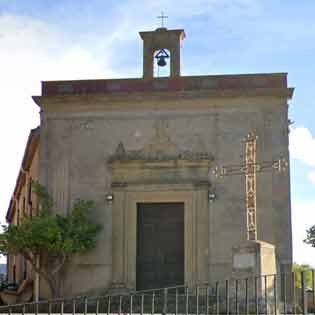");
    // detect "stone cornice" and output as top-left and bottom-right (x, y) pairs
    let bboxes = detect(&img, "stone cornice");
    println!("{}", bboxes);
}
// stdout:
(109, 158), (212, 169)
(33, 87), (293, 113)
(108, 141), (213, 165)
(108, 119), (213, 164)
(108, 119), (213, 185)
(40, 73), (291, 96)
(139, 28), (185, 39)
(109, 158), (212, 187)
